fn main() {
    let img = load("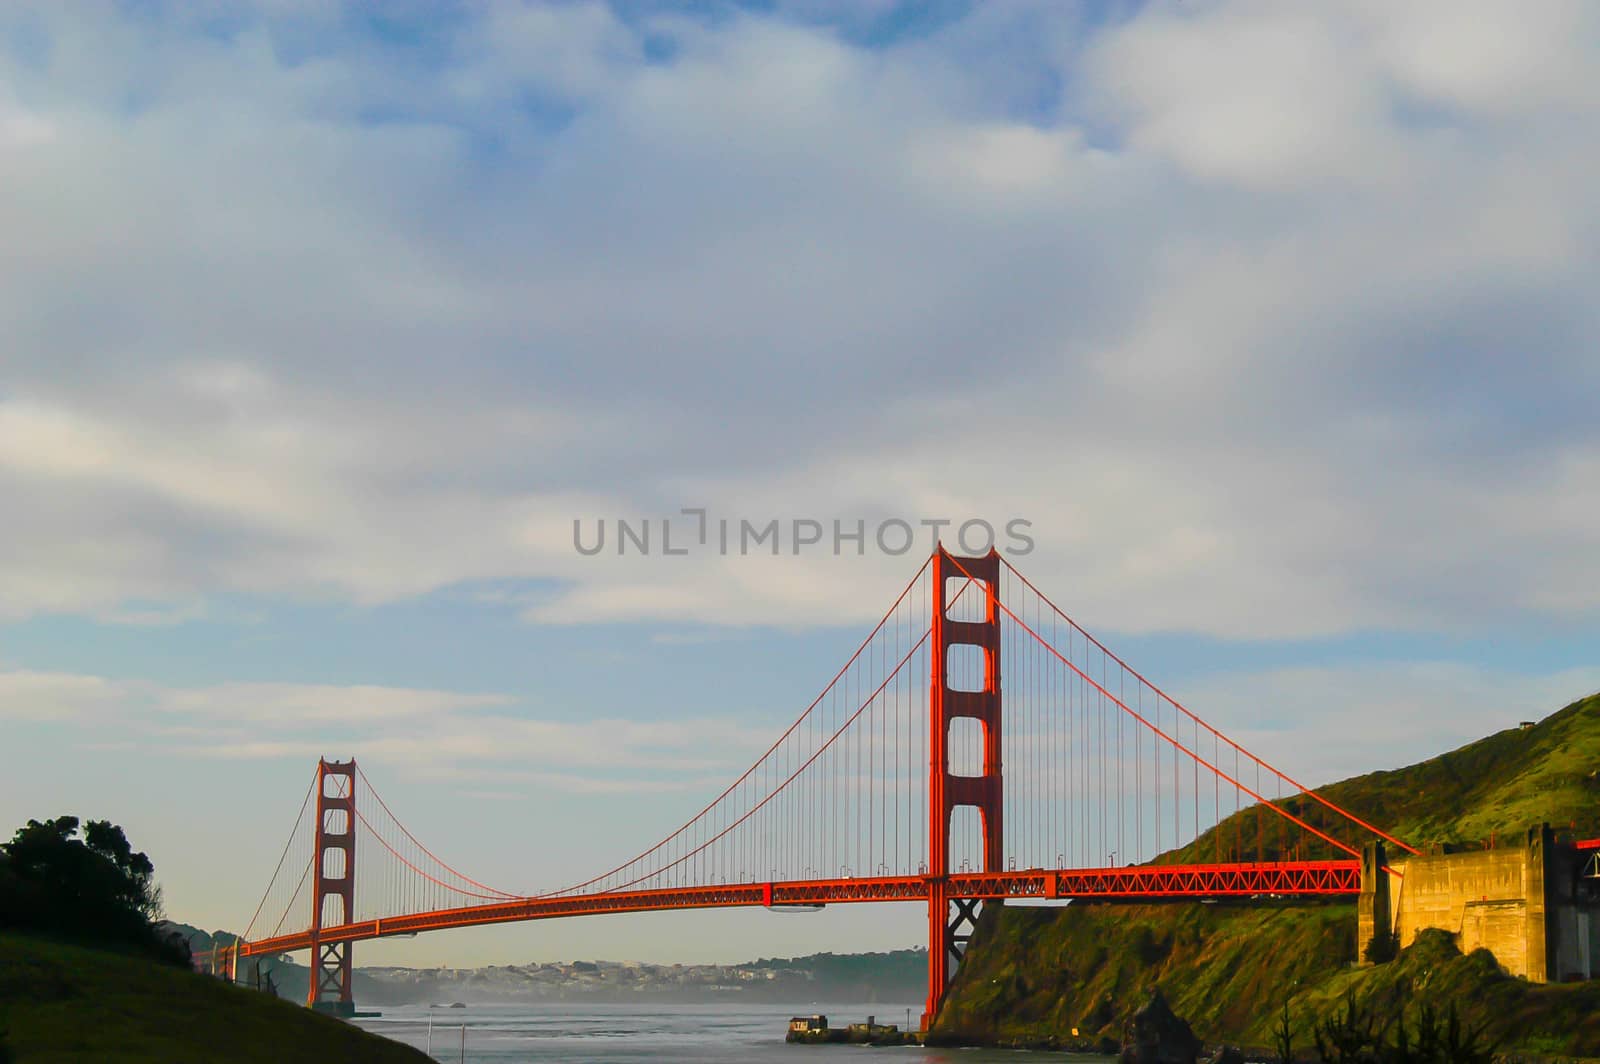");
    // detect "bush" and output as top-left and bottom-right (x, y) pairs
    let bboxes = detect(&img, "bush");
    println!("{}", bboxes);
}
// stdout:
(1362, 930), (1399, 965)
(1305, 990), (1496, 1063)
